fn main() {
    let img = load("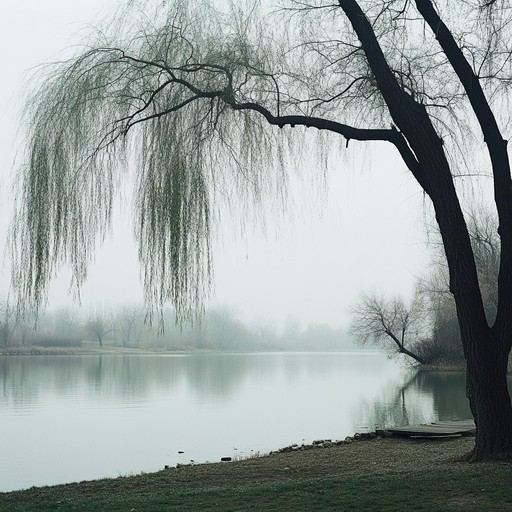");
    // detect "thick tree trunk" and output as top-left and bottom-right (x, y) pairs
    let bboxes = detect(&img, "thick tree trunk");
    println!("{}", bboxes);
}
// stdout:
(464, 326), (512, 460)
